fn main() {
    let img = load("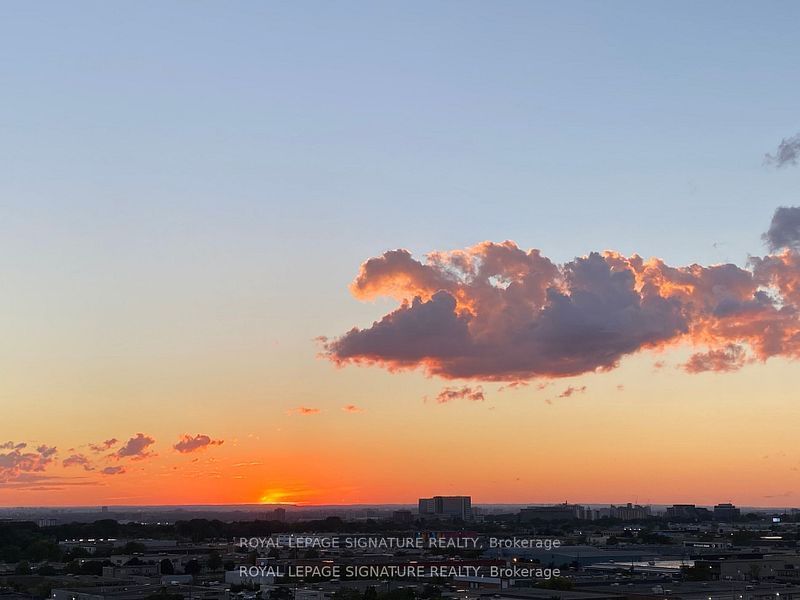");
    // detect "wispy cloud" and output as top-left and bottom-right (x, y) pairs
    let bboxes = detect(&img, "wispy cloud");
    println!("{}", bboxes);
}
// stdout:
(765, 133), (800, 168)
(286, 407), (321, 416)
(558, 385), (587, 398)
(683, 344), (747, 373)
(62, 454), (94, 471)
(89, 438), (118, 453)
(435, 385), (485, 404)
